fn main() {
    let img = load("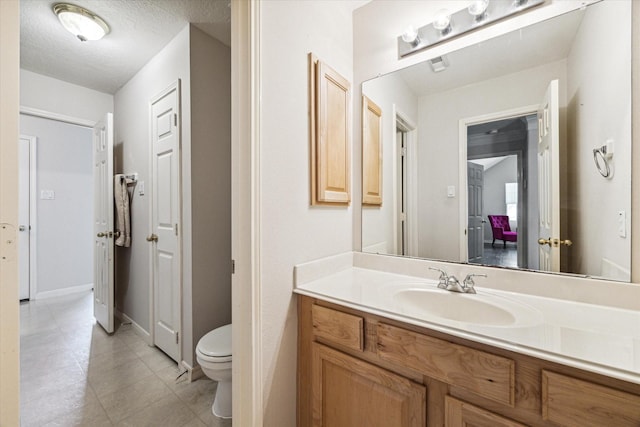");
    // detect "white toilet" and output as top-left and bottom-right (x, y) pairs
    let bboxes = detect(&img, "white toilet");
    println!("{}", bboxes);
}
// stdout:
(196, 324), (232, 419)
